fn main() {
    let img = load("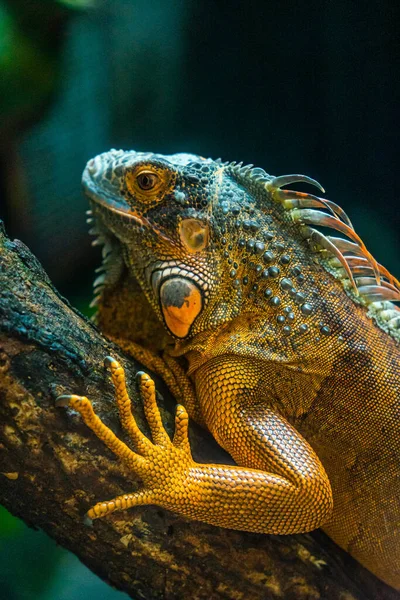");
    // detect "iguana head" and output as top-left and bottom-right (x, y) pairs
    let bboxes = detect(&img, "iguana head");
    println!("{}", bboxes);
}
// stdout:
(84, 149), (269, 339)
(84, 149), (400, 343)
